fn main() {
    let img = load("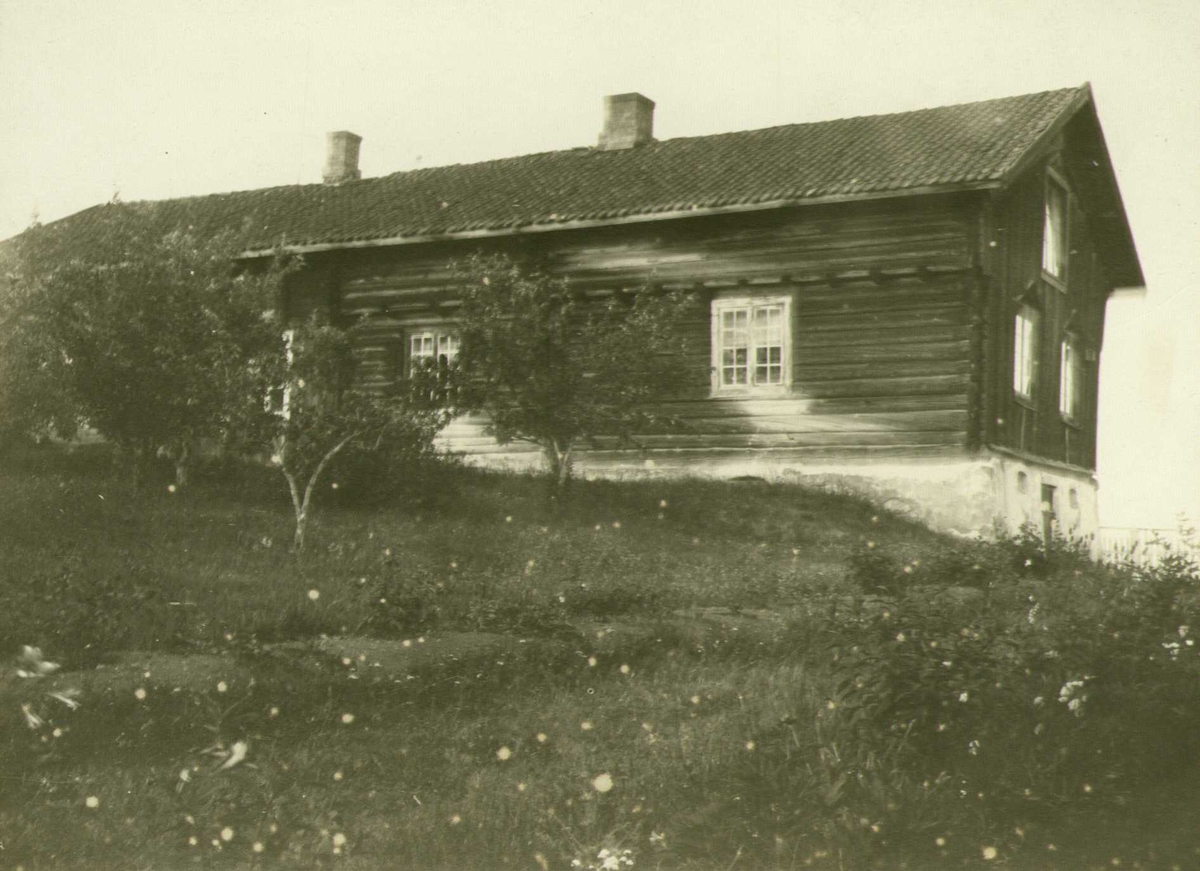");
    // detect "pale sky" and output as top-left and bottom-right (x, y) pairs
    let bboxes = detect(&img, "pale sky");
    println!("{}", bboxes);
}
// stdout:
(2, 0), (1197, 528)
